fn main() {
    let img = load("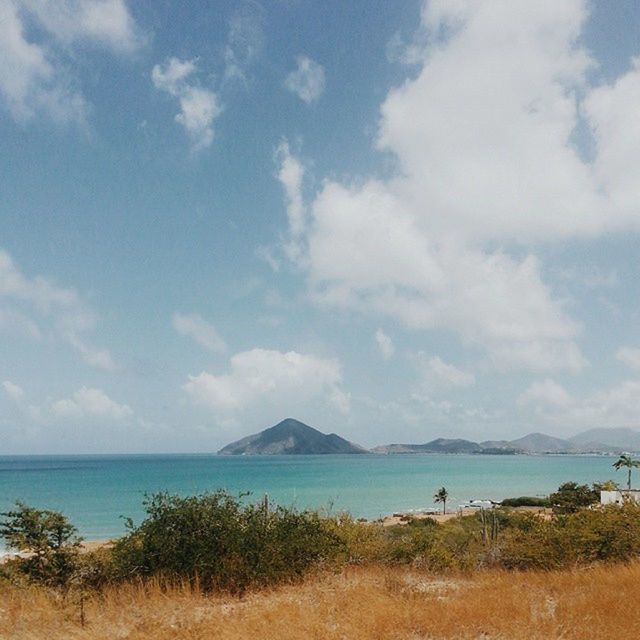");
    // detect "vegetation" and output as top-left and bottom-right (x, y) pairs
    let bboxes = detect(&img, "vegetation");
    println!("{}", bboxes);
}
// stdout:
(0, 492), (343, 593)
(2, 562), (640, 639)
(3, 480), (640, 616)
(548, 481), (599, 513)
(0, 501), (82, 588)
(433, 487), (448, 514)
(500, 496), (549, 507)
(613, 454), (640, 490)
(110, 490), (344, 593)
